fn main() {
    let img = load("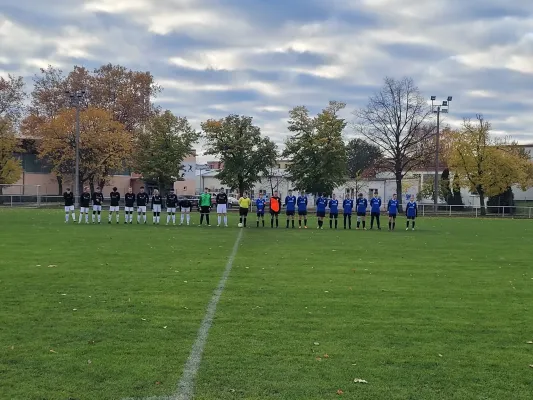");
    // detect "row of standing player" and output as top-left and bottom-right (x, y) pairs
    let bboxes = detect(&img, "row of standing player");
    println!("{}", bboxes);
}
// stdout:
(62, 186), (234, 226)
(237, 190), (419, 230)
